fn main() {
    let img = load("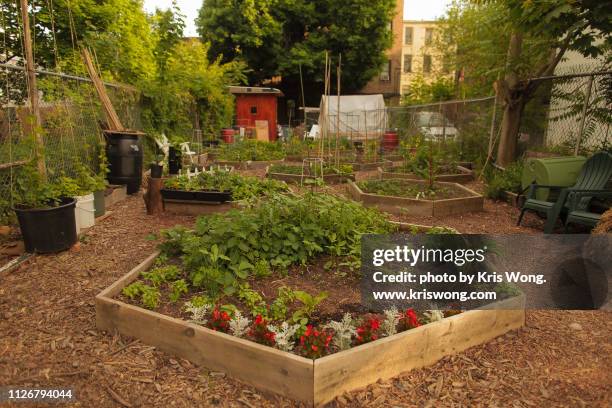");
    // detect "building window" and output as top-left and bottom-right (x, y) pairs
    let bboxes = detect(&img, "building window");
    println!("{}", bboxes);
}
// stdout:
(379, 60), (391, 81)
(423, 55), (432, 73)
(425, 28), (434, 46)
(250, 106), (257, 114)
(404, 27), (413, 45)
(403, 54), (412, 73)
